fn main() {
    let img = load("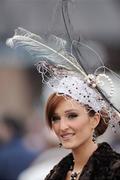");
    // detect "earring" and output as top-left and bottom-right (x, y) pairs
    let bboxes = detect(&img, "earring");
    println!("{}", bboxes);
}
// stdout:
(92, 130), (96, 143)
(59, 143), (62, 148)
